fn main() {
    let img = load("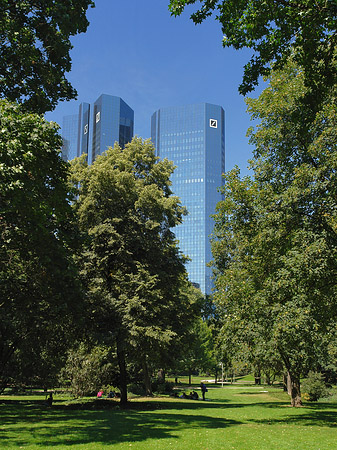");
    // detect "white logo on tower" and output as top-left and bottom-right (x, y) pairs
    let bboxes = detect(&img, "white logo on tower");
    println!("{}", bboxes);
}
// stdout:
(210, 119), (217, 128)
(96, 111), (101, 123)
(84, 124), (88, 135)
